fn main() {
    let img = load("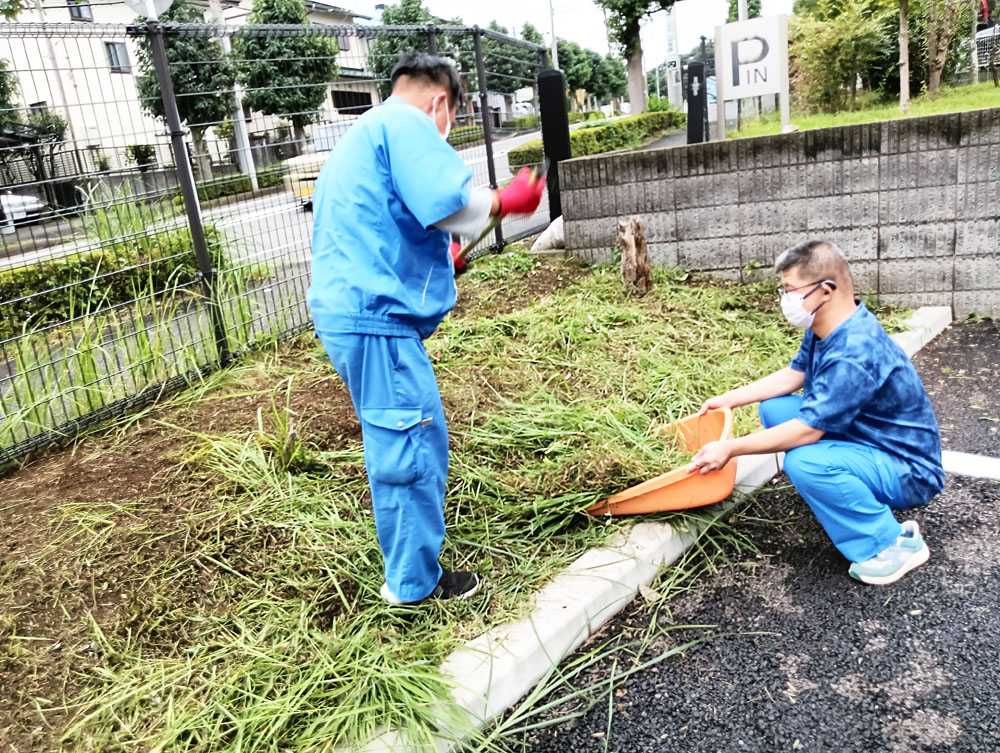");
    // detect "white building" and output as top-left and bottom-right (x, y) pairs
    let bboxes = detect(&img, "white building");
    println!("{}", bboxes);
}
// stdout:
(0, 0), (380, 185)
